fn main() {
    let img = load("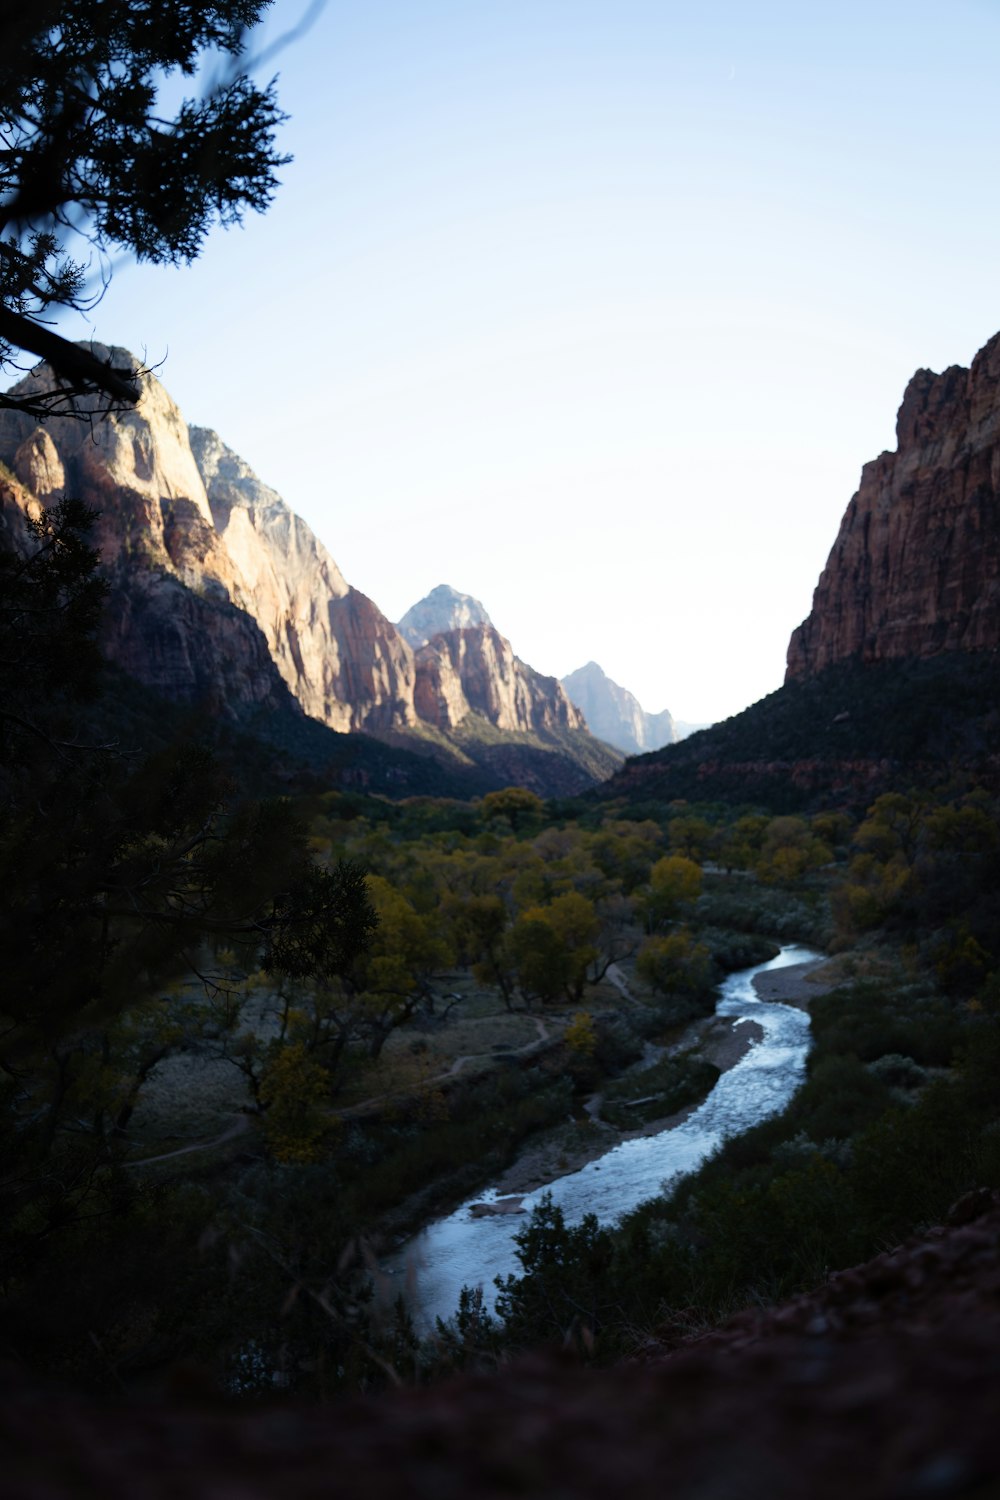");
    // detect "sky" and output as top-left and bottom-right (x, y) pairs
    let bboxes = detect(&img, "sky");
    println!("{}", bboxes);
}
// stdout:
(40, 0), (1000, 724)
